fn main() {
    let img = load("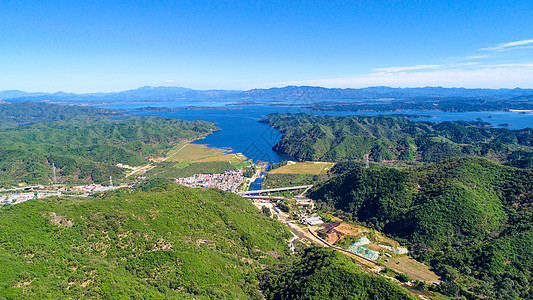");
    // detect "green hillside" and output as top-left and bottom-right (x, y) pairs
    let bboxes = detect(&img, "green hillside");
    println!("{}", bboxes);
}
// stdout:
(0, 180), (291, 299)
(0, 109), (217, 186)
(0, 102), (127, 129)
(310, 158), (533, 299)
(260, 247), (416, 300)
(263, 113), (533, 166)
